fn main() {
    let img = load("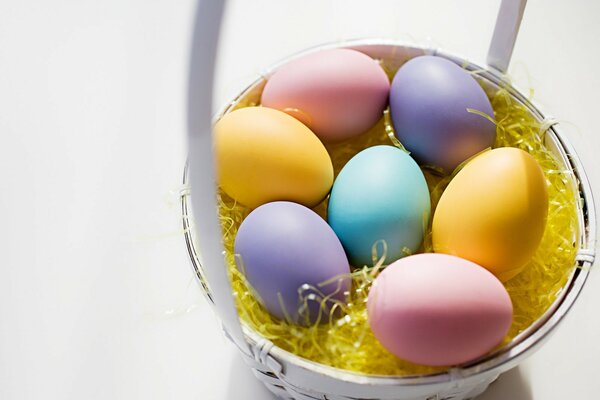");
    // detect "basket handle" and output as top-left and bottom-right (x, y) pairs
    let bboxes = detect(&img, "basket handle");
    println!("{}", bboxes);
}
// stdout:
(187, 0), (252, 355)
(186, 0), (527, 356)
(488, 0), (527, 72)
